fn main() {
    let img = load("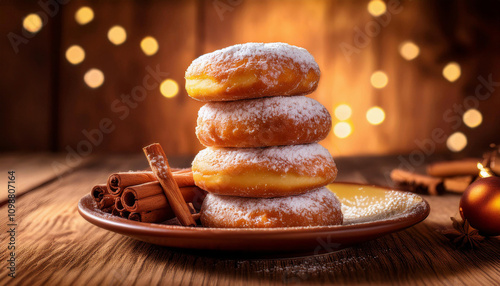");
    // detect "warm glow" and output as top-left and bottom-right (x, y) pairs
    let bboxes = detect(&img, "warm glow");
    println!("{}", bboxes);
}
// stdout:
(467, 184), (487, 204)
(477, 163), (493, 178)
(334, 104), (352, 121)
(65, 45), (85, 65)
(334, 122), (352, 139)
(84, 69), (105, 88)
(107, 25), (127, 45)
(443, 62), (461, 82)
(160, 79), (179, 98)
(446, 132), (467, 152)
(366, 106), (385, 125)
(75, 6), (94, 25)
(488, 195), (500, 211)
(463, 109), (482, 128)
(399, 41), (420, 61)
(370, 71), (388, 89)
(367, 0), (387, 17)
(141, 36), (159, 56)
(23, 14), (43, 33)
